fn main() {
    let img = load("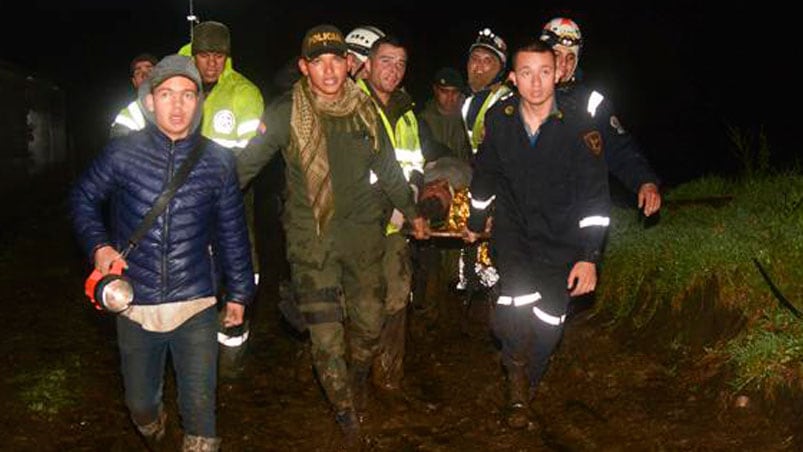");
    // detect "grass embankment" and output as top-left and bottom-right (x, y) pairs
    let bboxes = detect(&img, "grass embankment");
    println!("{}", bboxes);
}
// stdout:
(595, 174), (803, 396)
